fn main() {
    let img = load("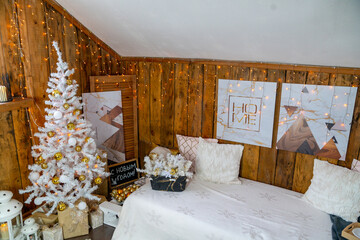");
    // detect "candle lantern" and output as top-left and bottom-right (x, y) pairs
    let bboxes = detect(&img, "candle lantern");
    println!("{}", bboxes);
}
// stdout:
(0, 191), (23, 240)
(21, 218), (39, 240)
